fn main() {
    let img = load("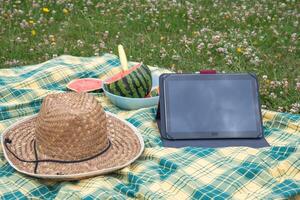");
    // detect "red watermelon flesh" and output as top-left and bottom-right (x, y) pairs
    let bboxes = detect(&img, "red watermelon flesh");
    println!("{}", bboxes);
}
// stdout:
(67, 78), (103, 92)
(104, 63), (142, 84)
